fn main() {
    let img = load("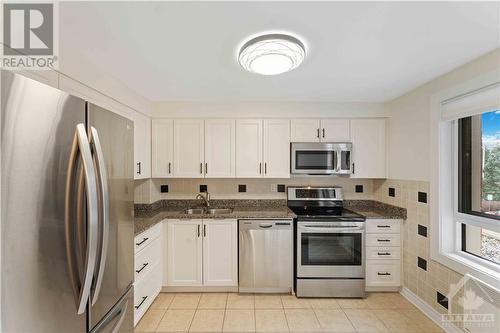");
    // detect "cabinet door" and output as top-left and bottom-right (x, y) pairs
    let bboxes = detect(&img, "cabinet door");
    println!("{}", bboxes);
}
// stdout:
(320, 119), (350, 142)
(236, 119), (263, 177)
(205, 119), (236, 178)
(173, 119), (205, 178)
(152, 119), (174, 177)
(290, 119), (320, 142)
(203, 220), (238, 286)
(133, 111), (151, 179)
(350, 119), (386, 178)
(166, 220), (203, 286)
(263, 119), (290, 178)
